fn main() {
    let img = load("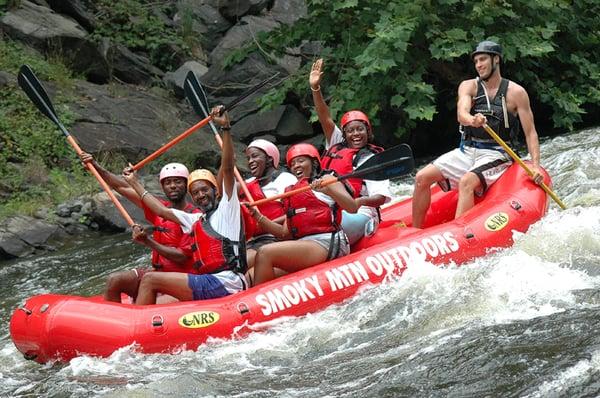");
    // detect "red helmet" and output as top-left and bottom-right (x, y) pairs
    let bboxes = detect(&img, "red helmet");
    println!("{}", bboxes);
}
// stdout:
(340, 110), (371, 132)
(286, 143), (321, 167)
